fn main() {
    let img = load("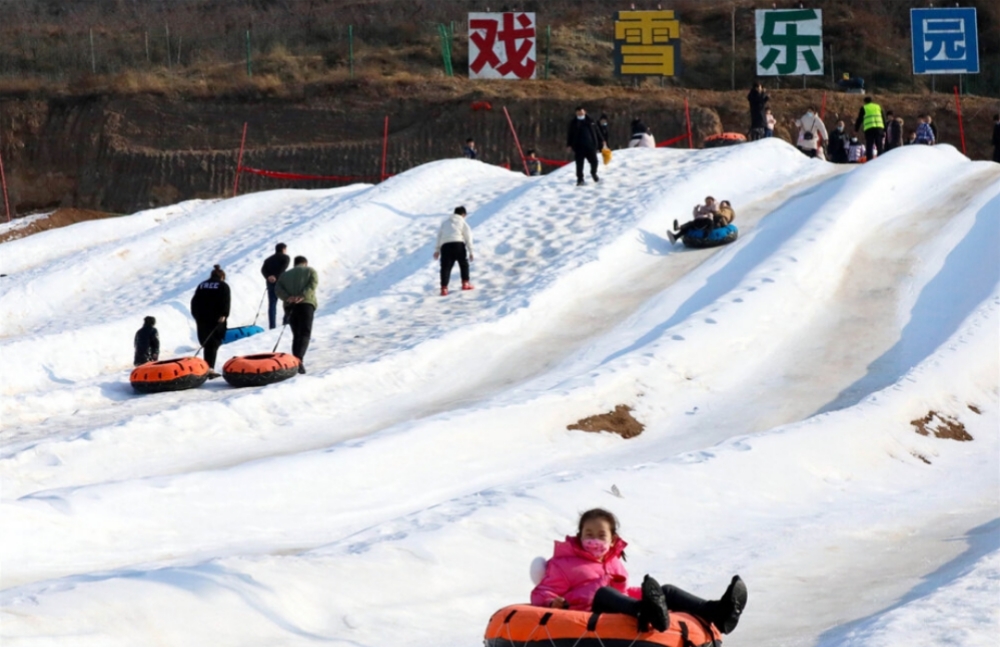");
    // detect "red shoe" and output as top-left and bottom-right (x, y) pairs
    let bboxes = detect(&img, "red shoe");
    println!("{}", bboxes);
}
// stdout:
(440, 286), (449, 296)
(461, 281), (475, 291)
